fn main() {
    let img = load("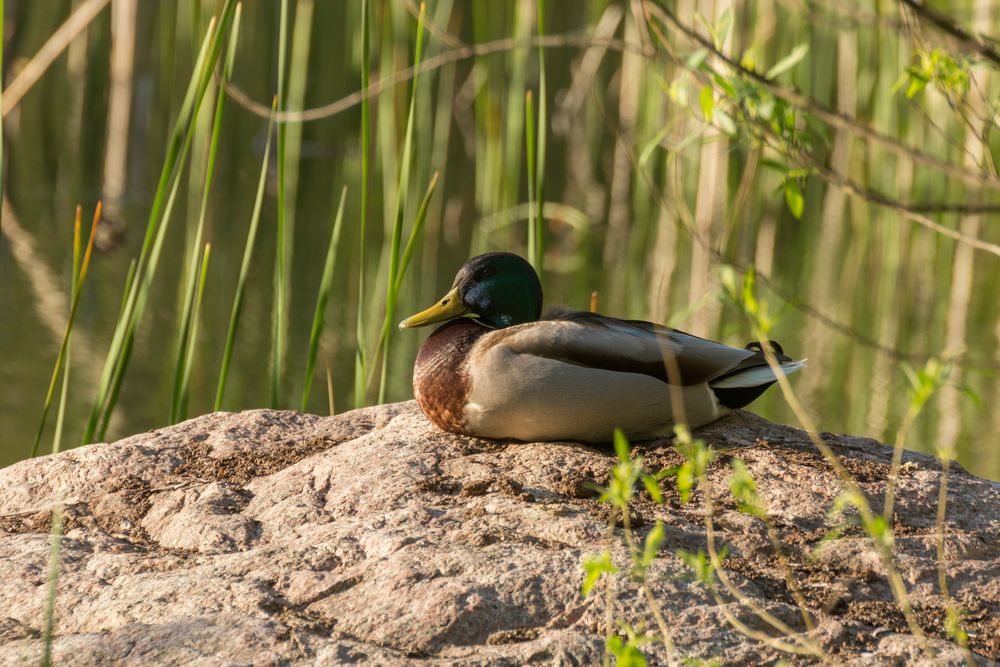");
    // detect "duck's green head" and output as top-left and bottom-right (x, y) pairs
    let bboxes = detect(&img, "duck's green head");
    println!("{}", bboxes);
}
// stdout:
(399, 252), (542, 330)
